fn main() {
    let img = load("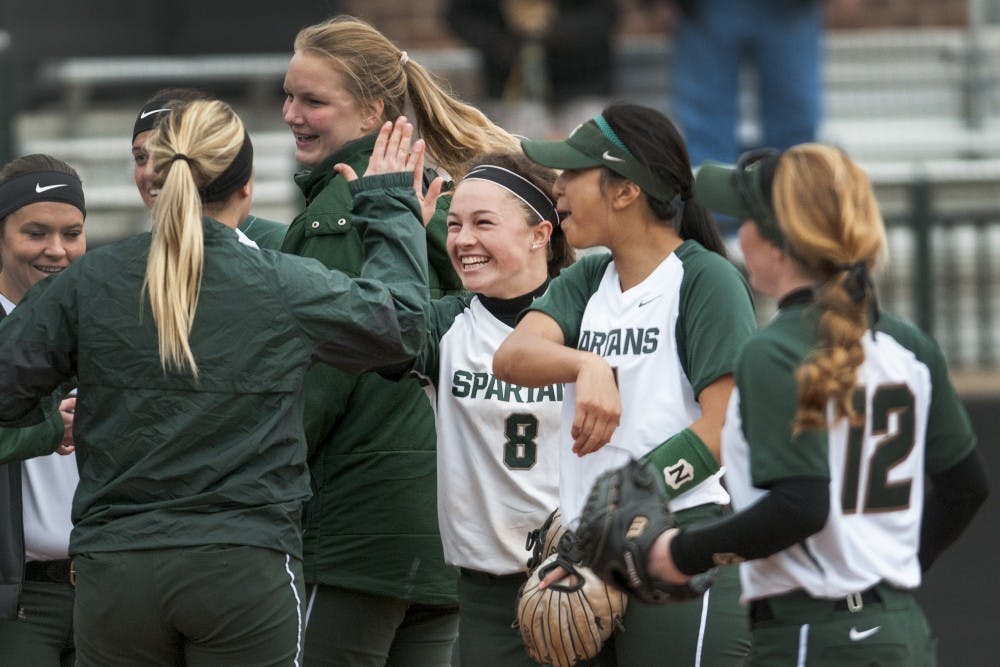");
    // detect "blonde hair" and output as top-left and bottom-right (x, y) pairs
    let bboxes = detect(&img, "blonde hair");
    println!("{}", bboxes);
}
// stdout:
(293, 15), (518, 178)
(771, 144), (887, 433)
(143, 99), (247, 376)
